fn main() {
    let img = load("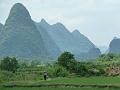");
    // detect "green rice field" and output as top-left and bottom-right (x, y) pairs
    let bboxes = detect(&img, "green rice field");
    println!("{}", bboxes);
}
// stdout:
(0, 87), (120, 90)
(1, 77), (120, 90)
(40, 77), (120, 85)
